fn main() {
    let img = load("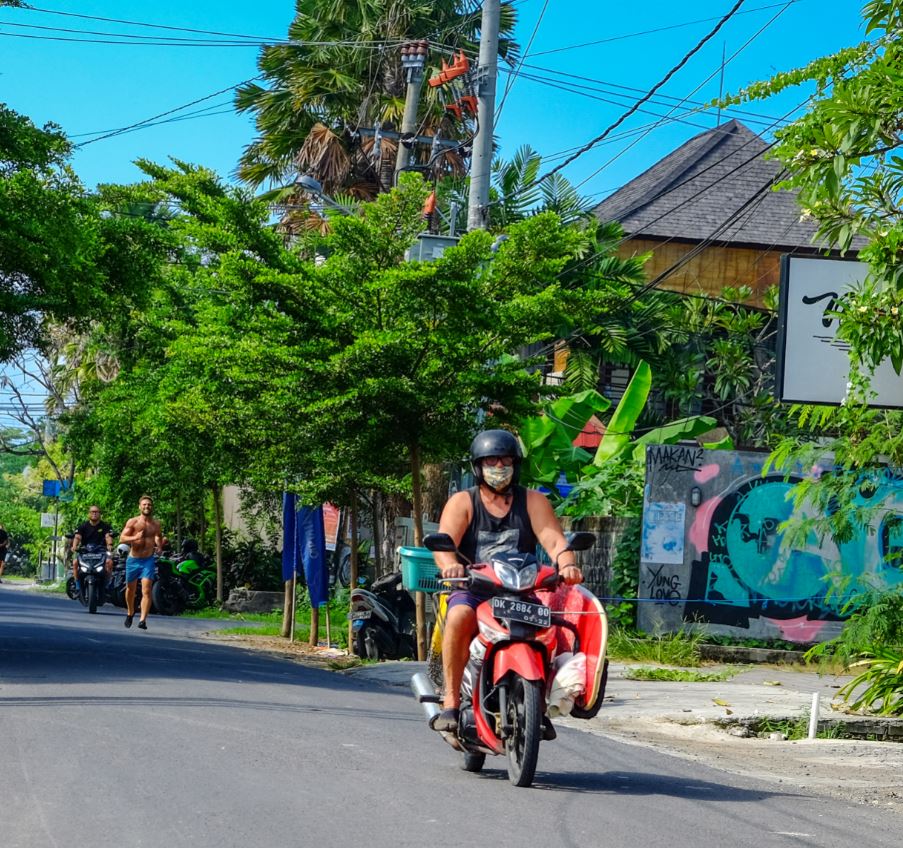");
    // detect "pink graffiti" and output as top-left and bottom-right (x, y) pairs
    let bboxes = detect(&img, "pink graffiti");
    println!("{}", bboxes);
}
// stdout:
(764, 616), (829, 643)
(688, 496), (722, 554)
(694, 464), (720, 484)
